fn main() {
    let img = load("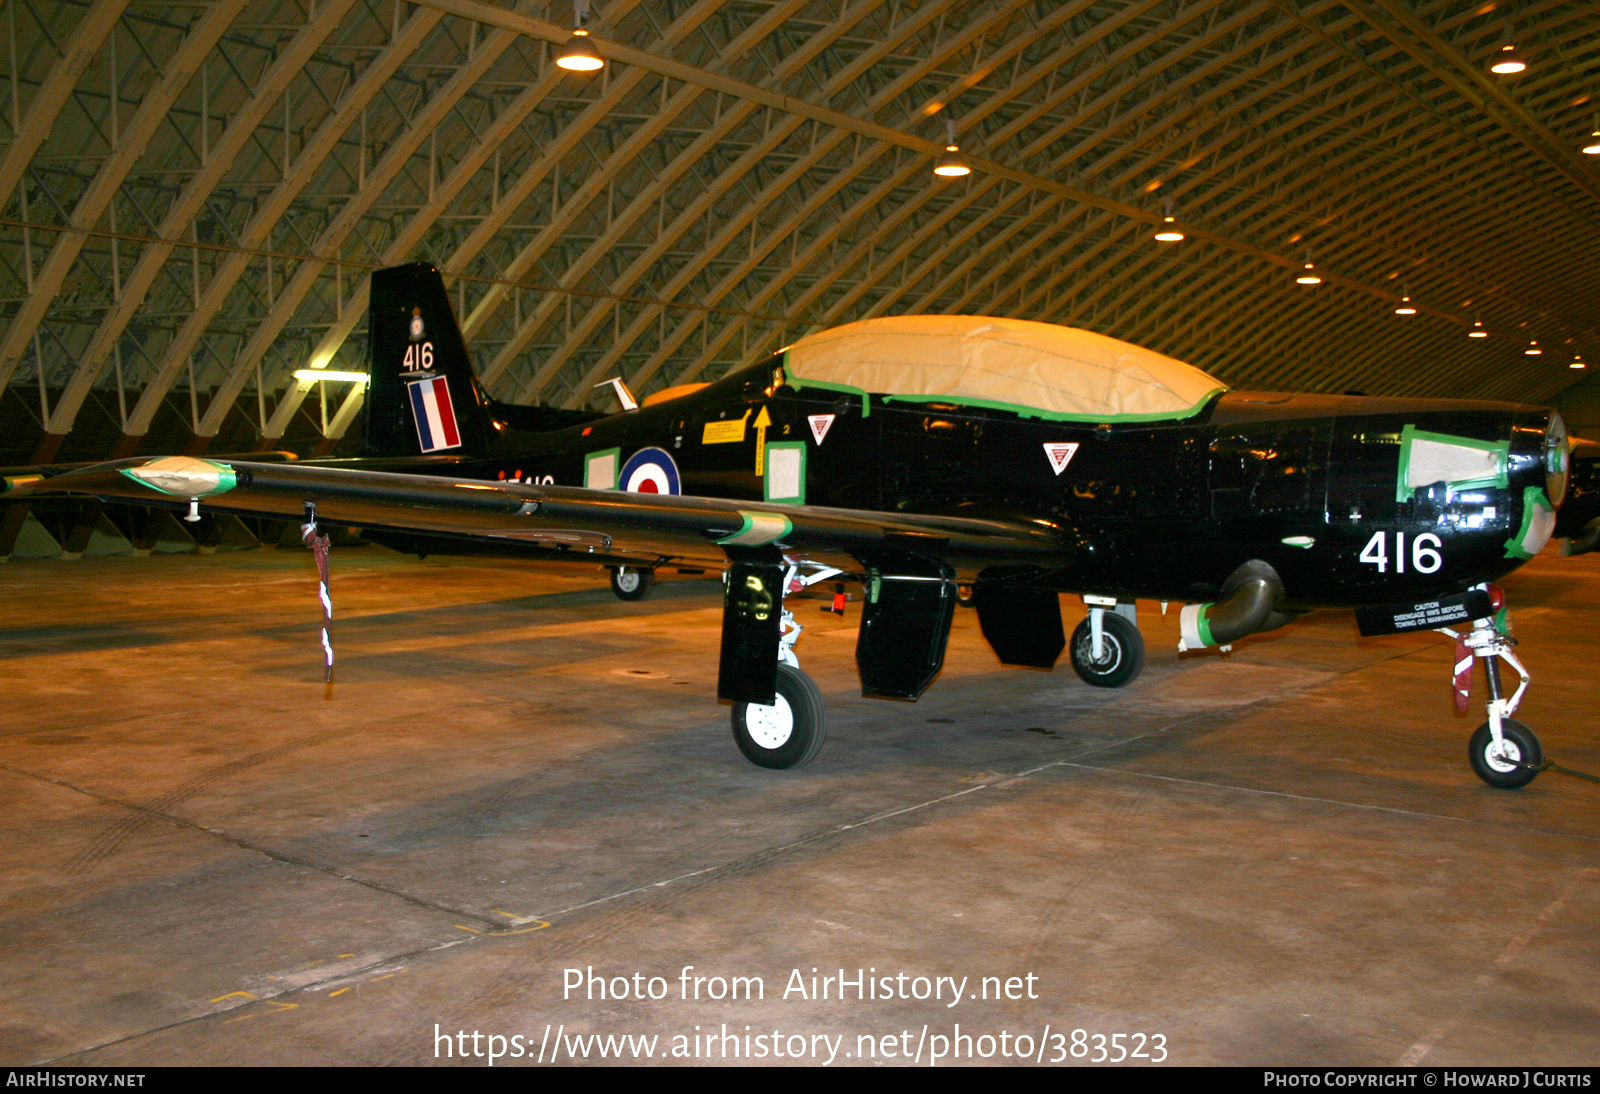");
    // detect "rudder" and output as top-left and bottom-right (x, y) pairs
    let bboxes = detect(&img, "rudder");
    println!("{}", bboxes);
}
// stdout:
(362, 263), (493, 458)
